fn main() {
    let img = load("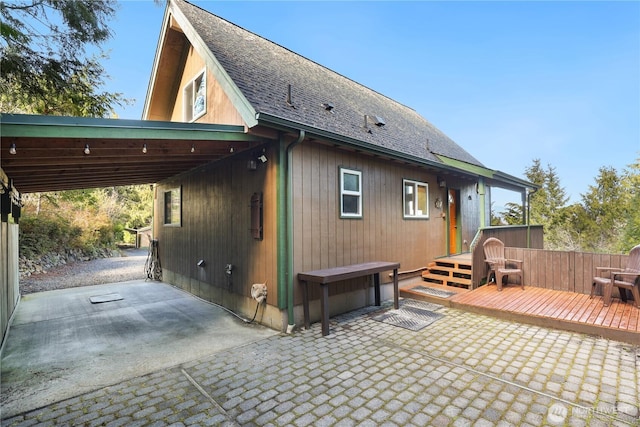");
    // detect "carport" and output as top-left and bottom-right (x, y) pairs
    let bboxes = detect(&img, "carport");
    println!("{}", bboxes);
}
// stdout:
(0, 113), (265, 355)
(1, 114), (277, 417)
